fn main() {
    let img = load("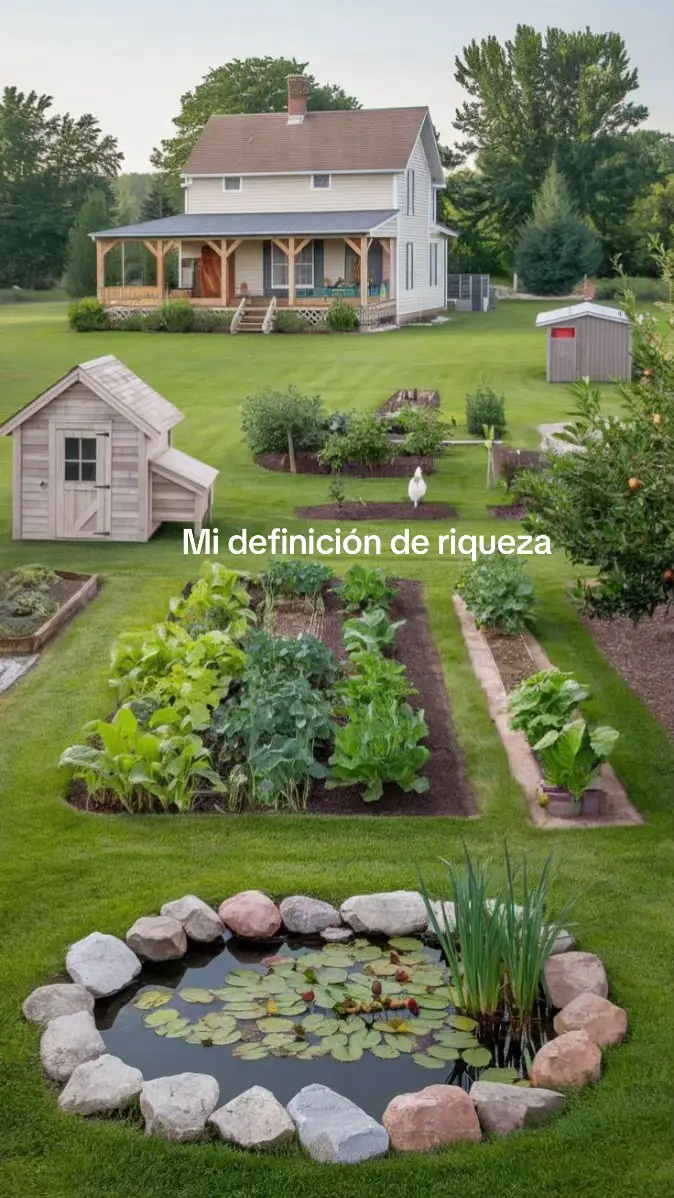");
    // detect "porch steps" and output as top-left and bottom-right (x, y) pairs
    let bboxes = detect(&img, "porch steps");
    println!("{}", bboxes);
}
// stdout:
(237, 309), (267, 333)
